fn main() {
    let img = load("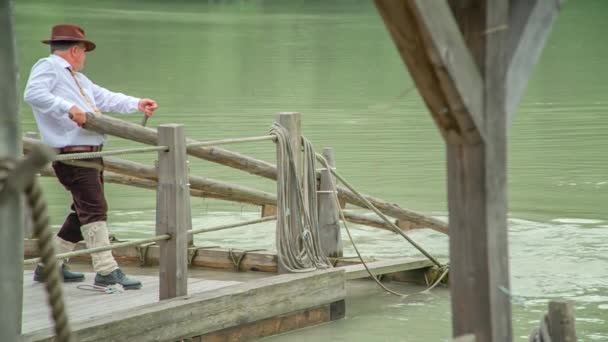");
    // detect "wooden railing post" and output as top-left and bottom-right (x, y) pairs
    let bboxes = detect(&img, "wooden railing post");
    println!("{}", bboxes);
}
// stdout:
(318, 147), (342, 258)
(275, 112), (302, 274)
(156, 124), (190, 300)
(548, 300), (577, 342)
